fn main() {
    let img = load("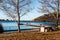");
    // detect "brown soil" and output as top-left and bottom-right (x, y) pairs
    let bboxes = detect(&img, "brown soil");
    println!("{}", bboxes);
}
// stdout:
(0, 31), (60, 40)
